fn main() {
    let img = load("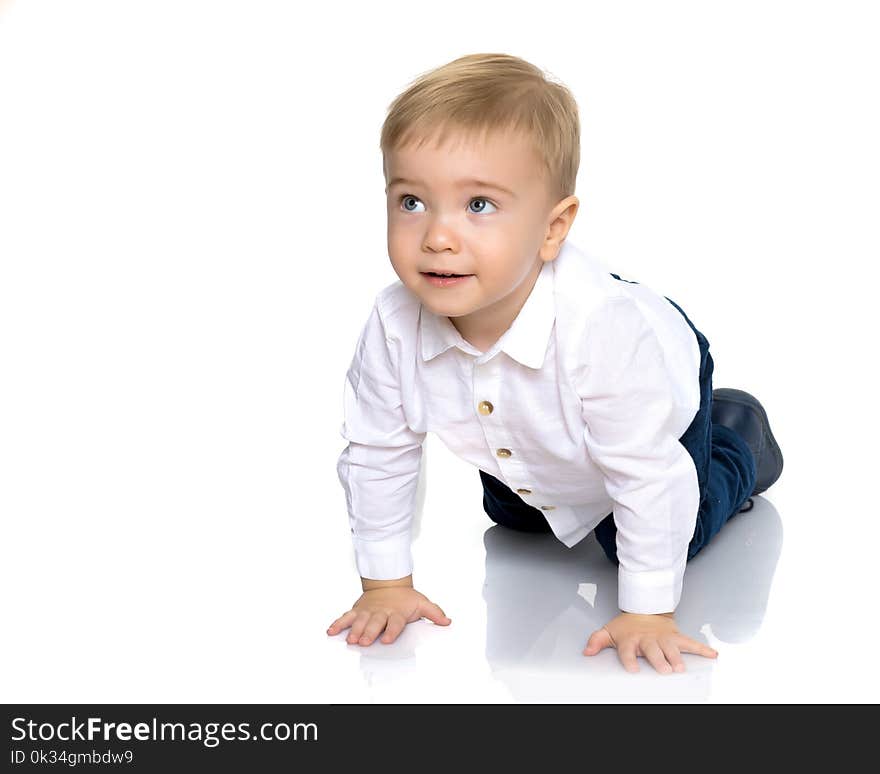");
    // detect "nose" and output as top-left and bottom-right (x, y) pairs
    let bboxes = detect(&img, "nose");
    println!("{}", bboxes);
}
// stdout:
(422, 215), (460, 253)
